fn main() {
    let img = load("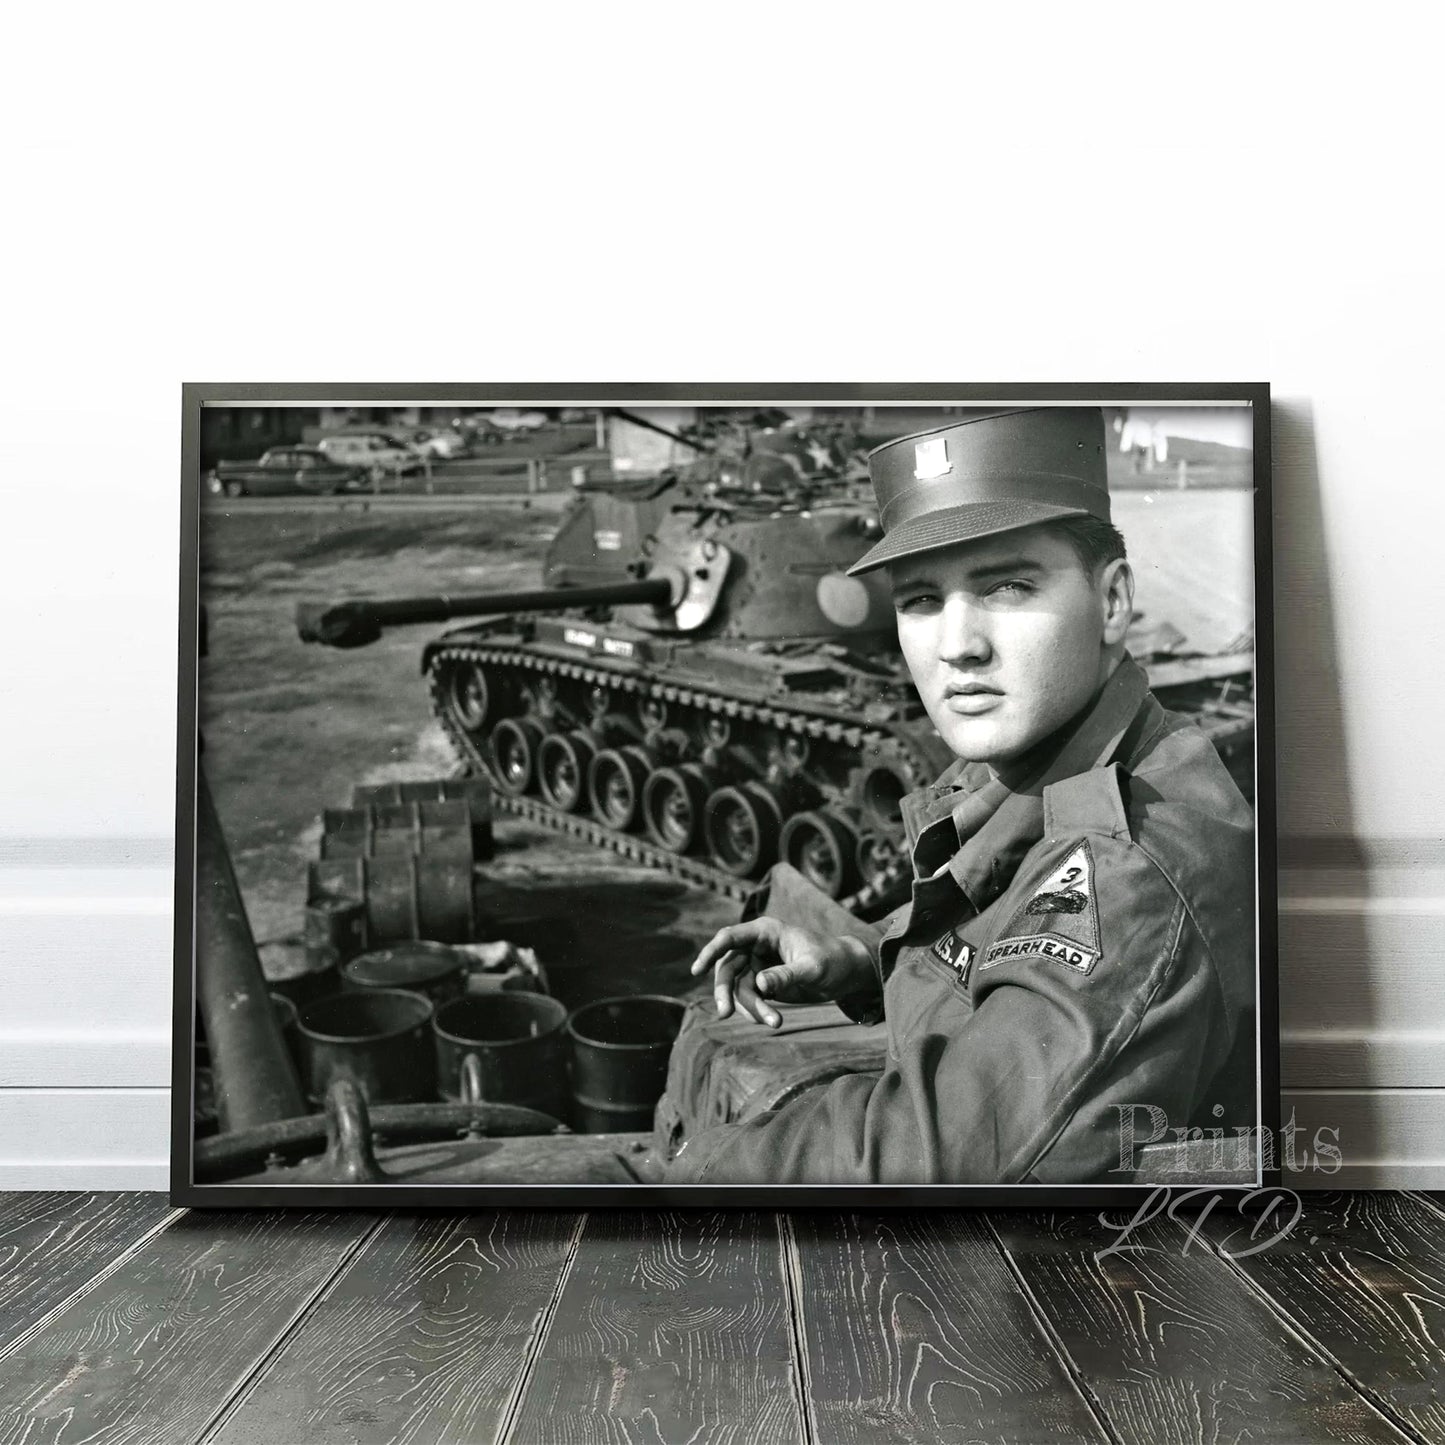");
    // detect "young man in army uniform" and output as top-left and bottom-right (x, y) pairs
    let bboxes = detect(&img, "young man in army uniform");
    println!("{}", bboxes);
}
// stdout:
(669, 407), (1256, 1185)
